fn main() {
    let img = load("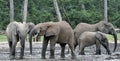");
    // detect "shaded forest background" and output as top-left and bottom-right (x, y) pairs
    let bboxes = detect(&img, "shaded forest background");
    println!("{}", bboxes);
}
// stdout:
(0, 0), (120, 30)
